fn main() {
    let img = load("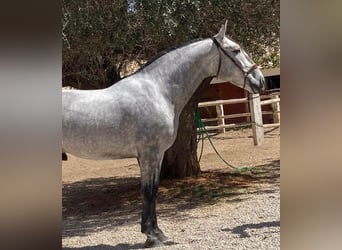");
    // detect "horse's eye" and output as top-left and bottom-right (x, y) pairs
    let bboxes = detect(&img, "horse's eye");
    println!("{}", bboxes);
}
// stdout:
(233, 48), (241, 54)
